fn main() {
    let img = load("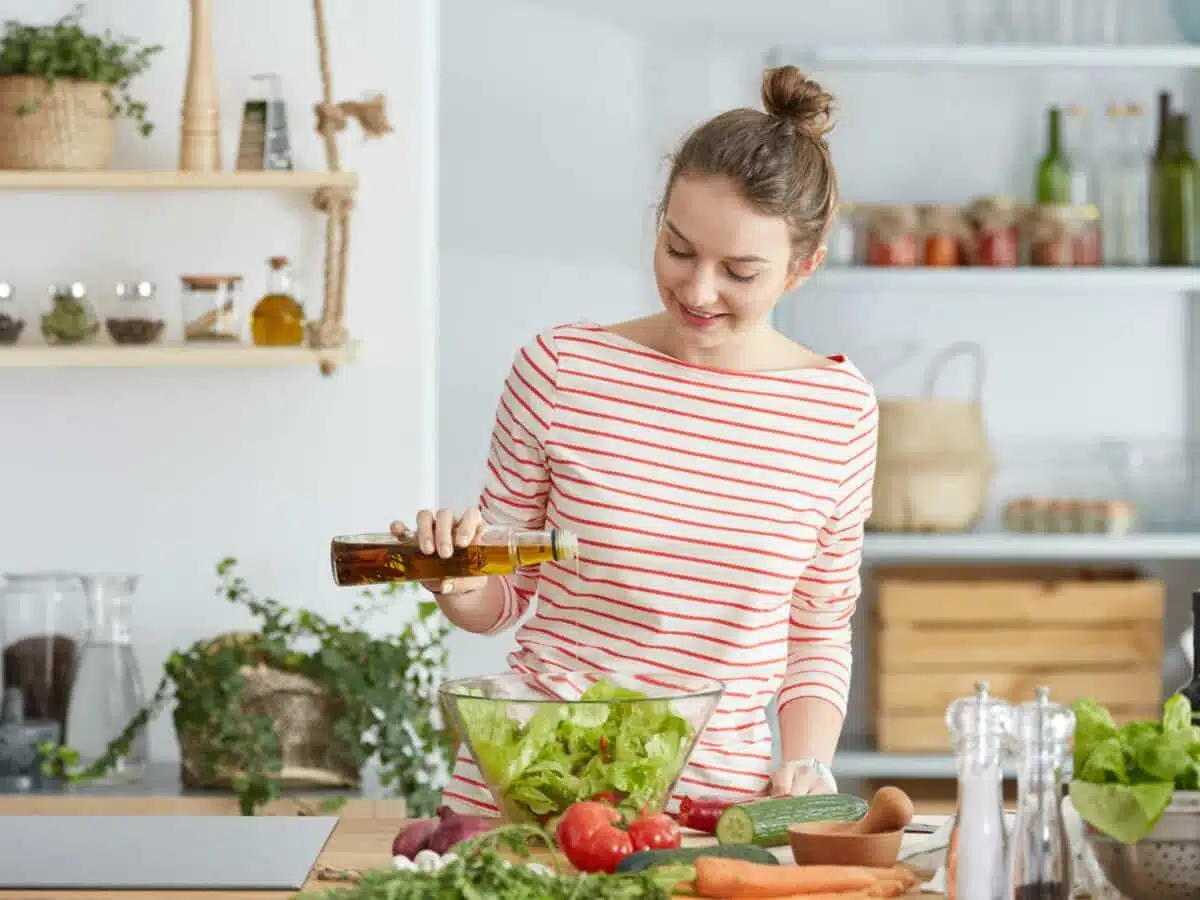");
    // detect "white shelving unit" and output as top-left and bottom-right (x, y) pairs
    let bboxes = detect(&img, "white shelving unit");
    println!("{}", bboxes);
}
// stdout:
(0, 170), (357, 192)
(864, 530), (1200, 562)
(0, 342), (360, 370)
(811, 266), (1200, 293)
